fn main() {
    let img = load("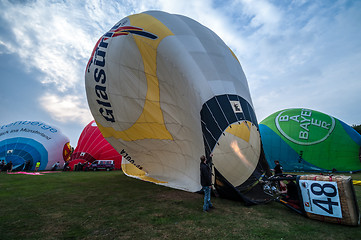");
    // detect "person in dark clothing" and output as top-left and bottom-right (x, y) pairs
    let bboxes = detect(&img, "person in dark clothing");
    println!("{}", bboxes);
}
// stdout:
(51, 161), (60, 171)
(63, 161), (70, 171)
(273, 160), (283, 175)
(6, 161), (13, 173)
(280, 176), (301, 209)
(285, 180), (298, 201)
(0, 160), (4, 172)
(272, 160), (283, 191)
(24, 160), (31, 171)
(200, 153), (214, 212)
